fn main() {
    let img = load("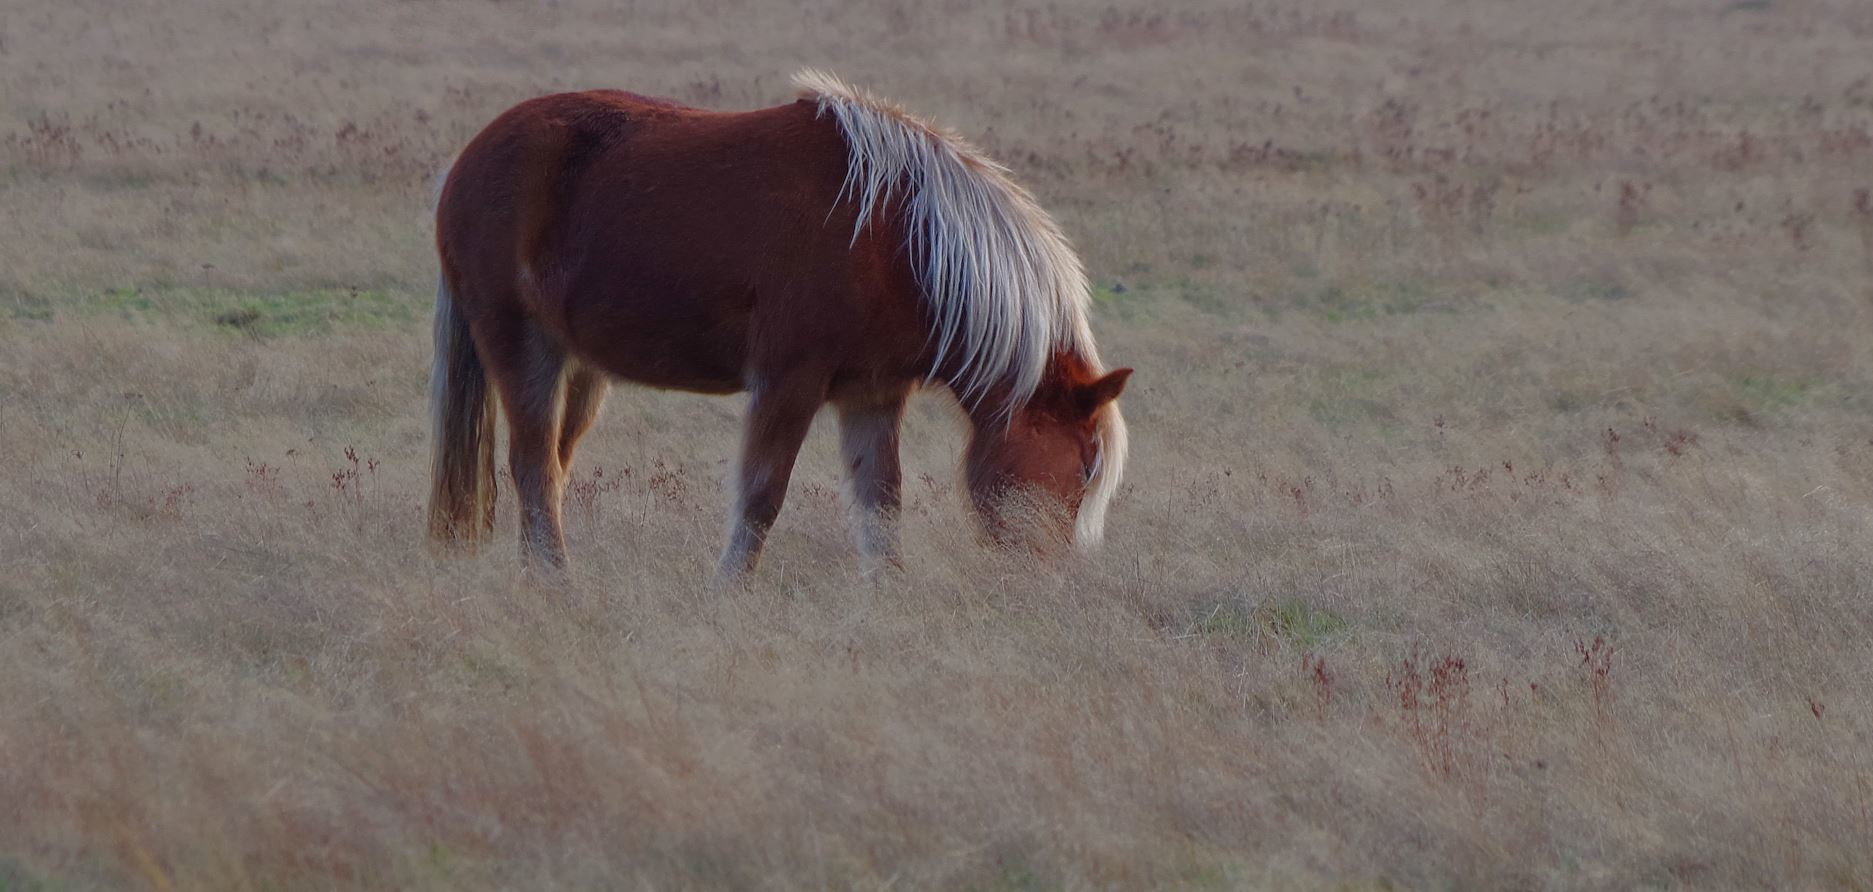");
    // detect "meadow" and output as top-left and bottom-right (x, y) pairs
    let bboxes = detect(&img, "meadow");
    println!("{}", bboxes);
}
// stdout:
(4, 0), (1873, 887)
